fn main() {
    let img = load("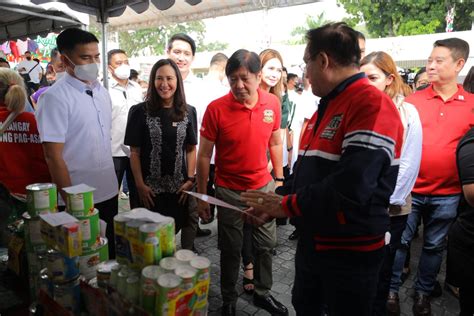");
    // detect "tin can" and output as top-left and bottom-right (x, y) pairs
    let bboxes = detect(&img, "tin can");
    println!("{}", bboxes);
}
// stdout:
(190, 256), (211, 282)
(53, 276), (80, 314)
(159, 257), (178, 274)
(96, 260), (118, 289)
(174, 265), (197, 291)
(159, 217), (175, 258)
(26, 183), (57, 217)
(141, 284), (156, 314)
(65, 190), (95, 217)
(46, 248), (80, 283)
(23, 212), (45, 252)
(77, 208), (100, 250)
(114, 213), (132, 265)
(156, 273), (182, 316)
(109, 264), (122, 289)
(141, 265), (164, 287)
(127, 220), (146, 269)
(175, 249), (196, 266)
(117, 268), (129, 296)
(79, 237), (109, 280)
(190, 256), (211, 310)
(125, 275), (139, 304)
